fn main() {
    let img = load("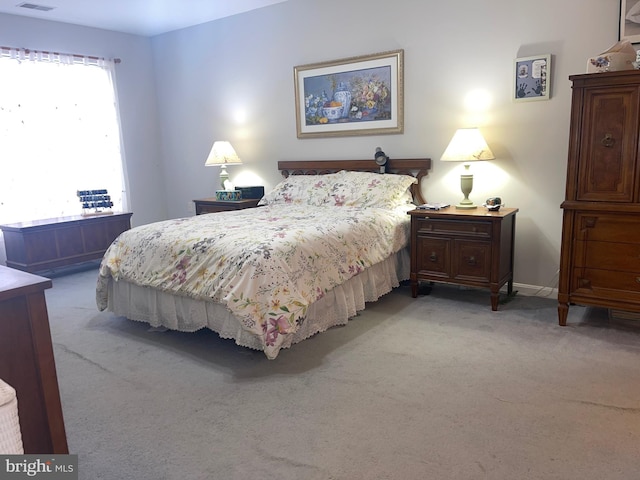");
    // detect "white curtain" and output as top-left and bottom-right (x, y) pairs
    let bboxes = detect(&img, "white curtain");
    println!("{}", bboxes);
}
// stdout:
(0, 48), (127, 226)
